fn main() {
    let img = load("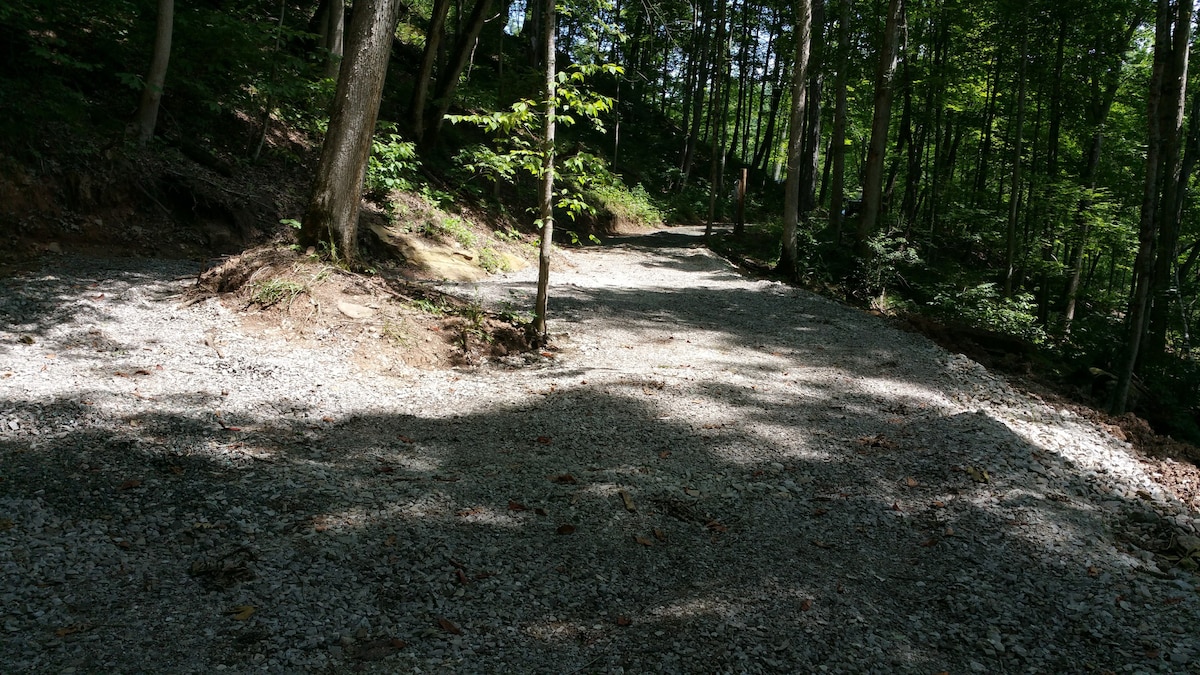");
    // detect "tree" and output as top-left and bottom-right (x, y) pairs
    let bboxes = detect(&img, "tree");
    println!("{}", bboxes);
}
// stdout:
(855, 0), (904, 256)
(533, 0), (557, 342)
(1111, 0), (1193, 414)
(777, 0), (813, 277)
(300, 0), (404, 263)
(134, 0), (174, 145)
